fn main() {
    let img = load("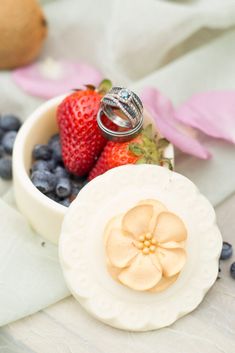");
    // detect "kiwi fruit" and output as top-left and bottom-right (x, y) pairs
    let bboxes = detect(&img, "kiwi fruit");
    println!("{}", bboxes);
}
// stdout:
(0, 0), (48, 70)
